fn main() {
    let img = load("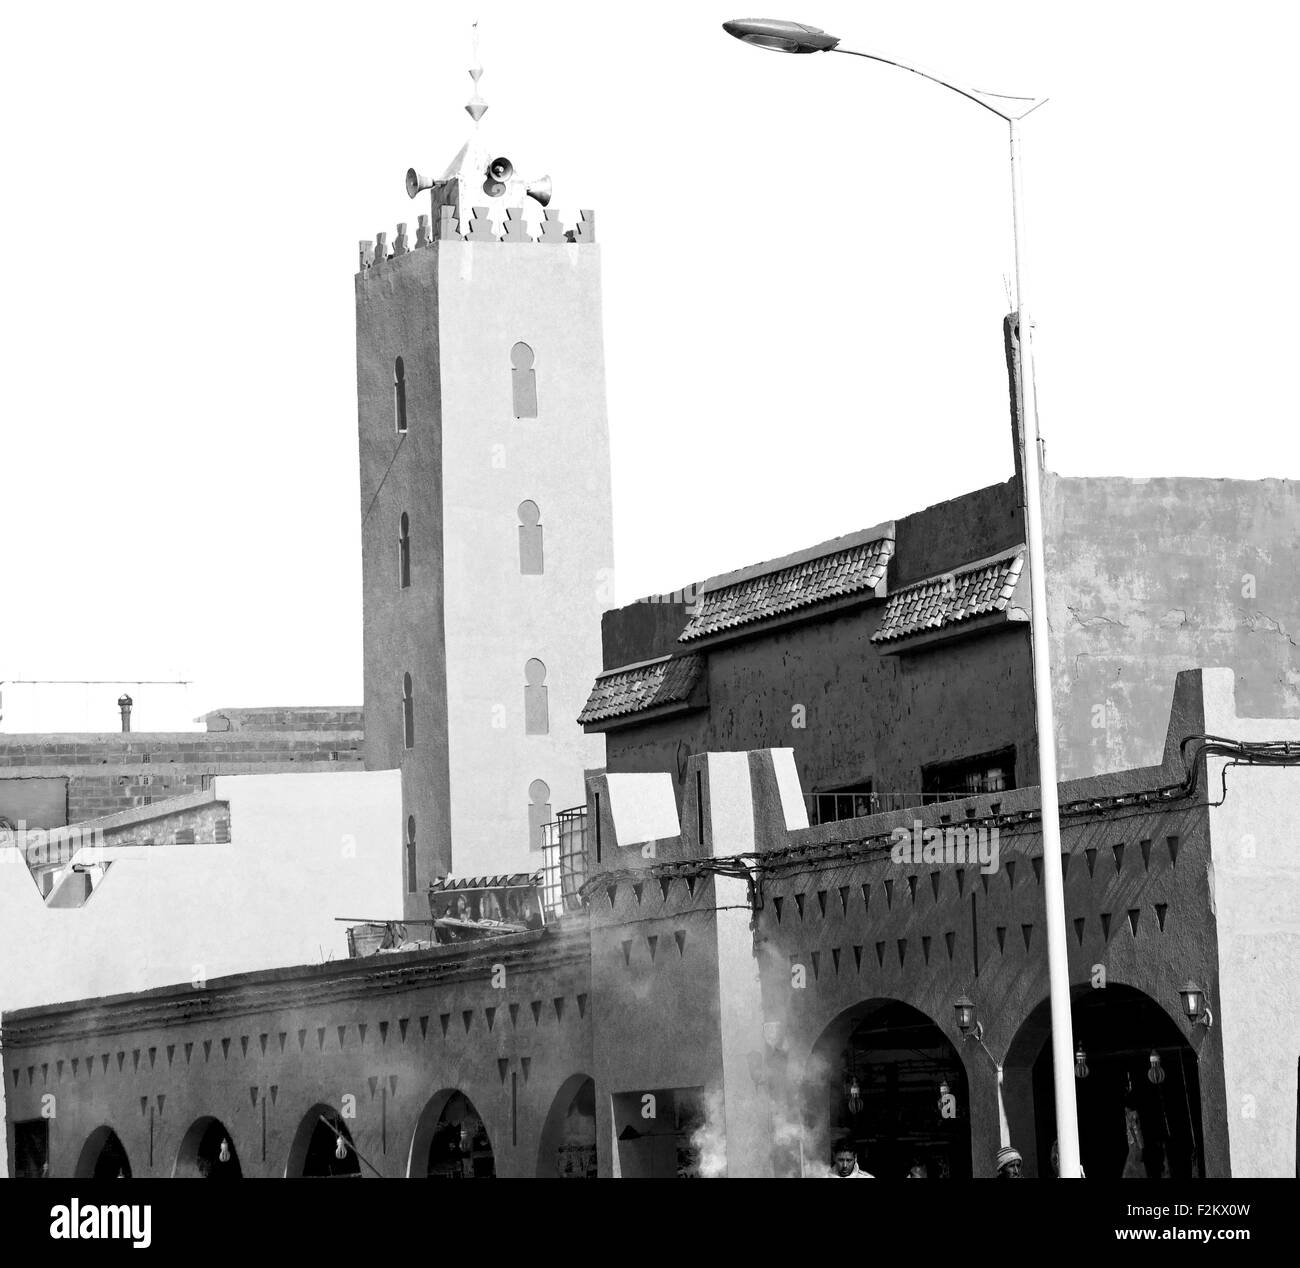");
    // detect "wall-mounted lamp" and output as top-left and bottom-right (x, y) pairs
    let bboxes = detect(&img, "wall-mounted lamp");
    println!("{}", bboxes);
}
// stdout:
(1179, 981), (1214, 1029)
(1147, 1052), (1165, 1085)
(953, 994), (983, 1042)
(1074, 1042), (1089, 1080)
